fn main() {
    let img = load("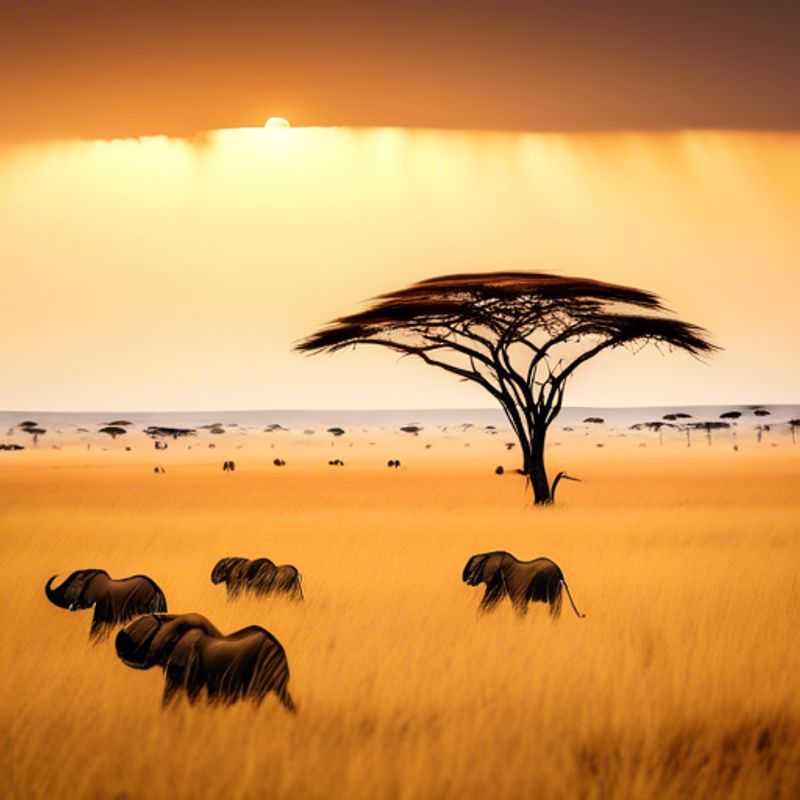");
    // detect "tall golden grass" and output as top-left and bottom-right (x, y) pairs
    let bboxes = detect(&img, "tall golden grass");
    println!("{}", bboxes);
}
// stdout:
(2, 447), (799, 798)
